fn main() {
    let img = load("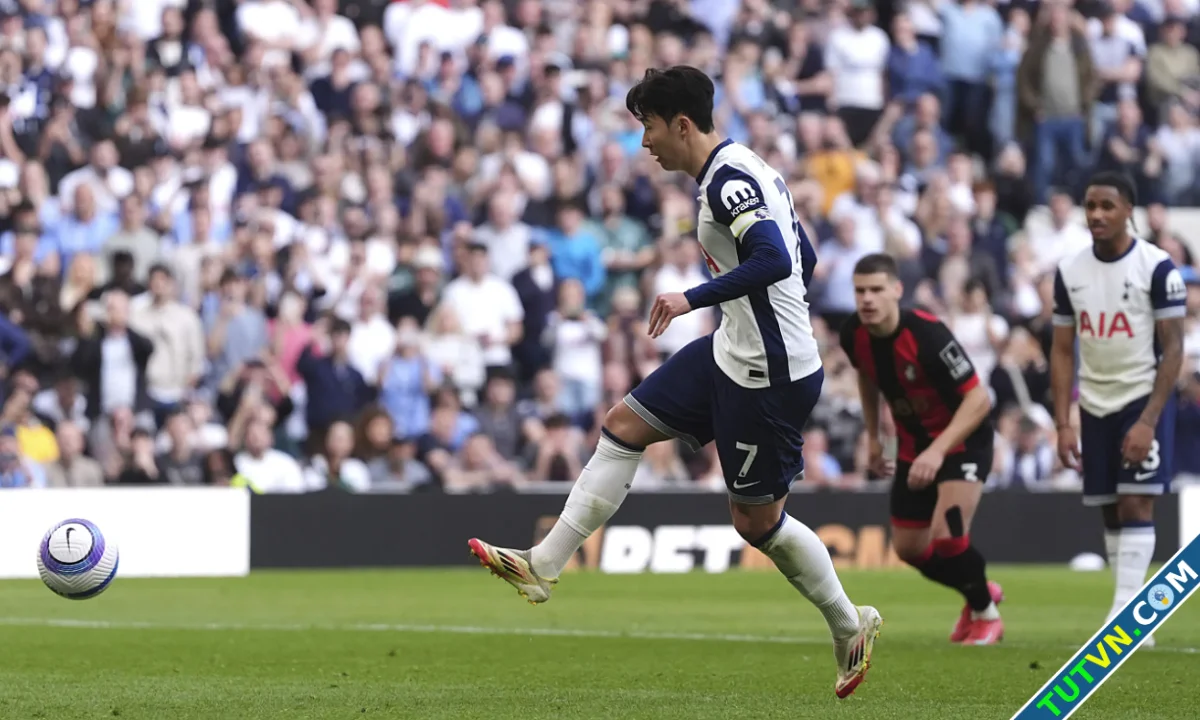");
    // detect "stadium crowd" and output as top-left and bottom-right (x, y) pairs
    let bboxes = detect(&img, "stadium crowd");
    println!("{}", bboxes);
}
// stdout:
(0, 0), (1198, 495)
